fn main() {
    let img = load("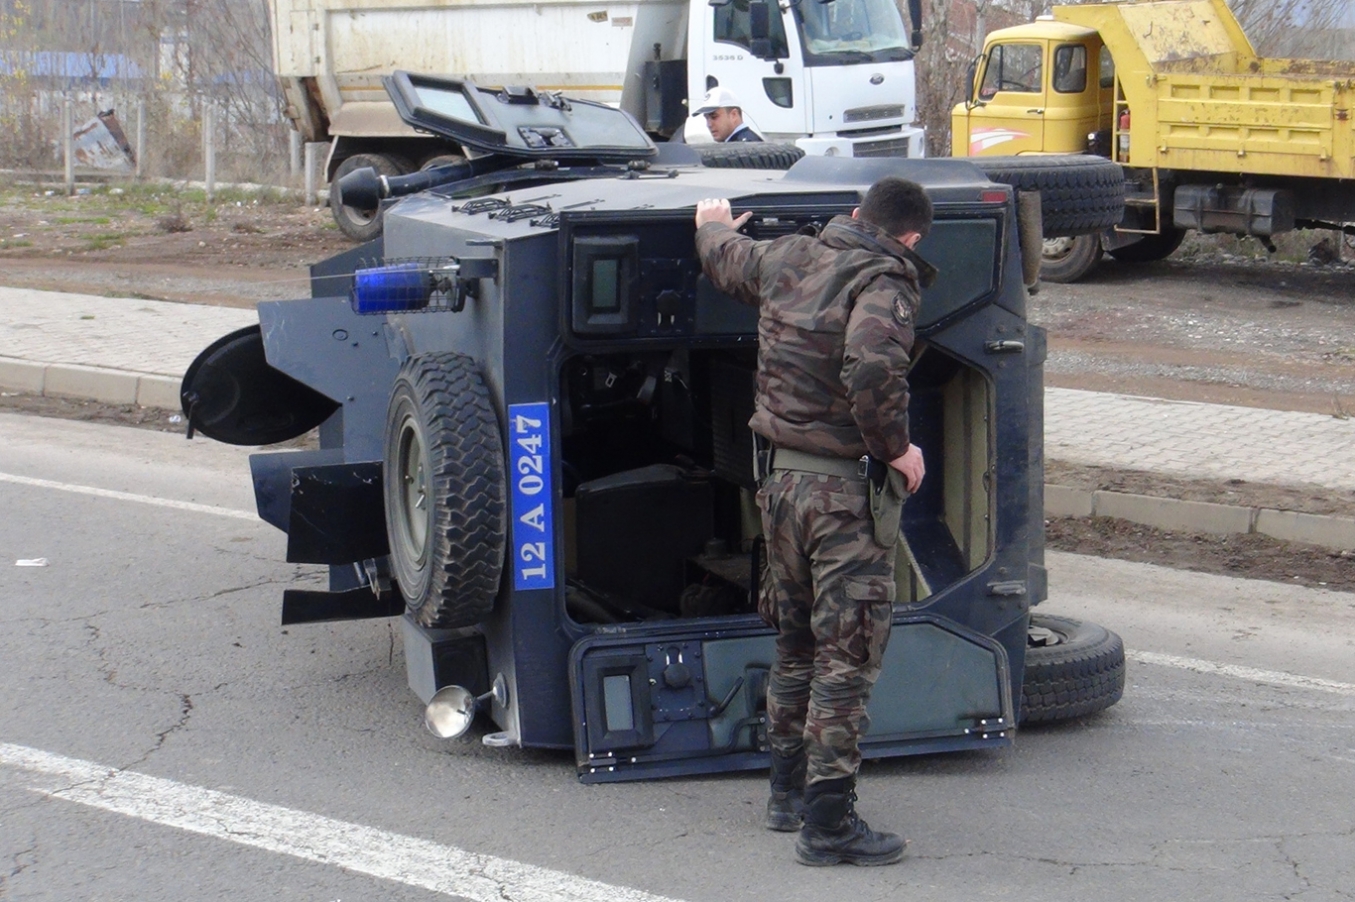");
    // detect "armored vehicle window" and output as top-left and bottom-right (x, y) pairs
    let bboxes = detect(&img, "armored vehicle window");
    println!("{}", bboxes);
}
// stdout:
(413, 84), (483, 124)
(914, 218), (999, 330)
